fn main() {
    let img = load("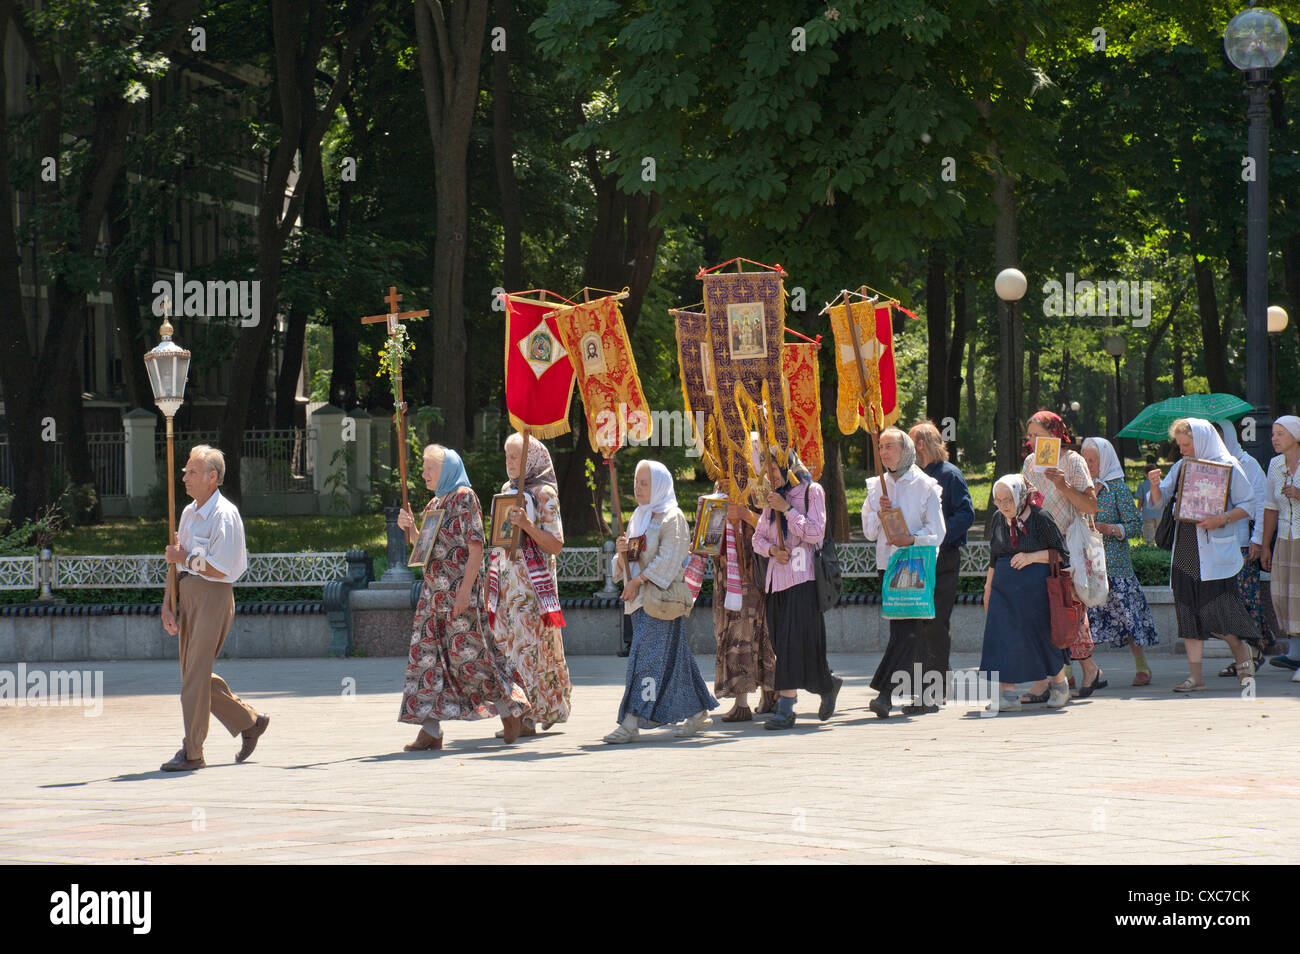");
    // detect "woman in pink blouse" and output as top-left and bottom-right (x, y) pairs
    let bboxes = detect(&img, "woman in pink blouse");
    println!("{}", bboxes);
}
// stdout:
(752, 448), (842, 729)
